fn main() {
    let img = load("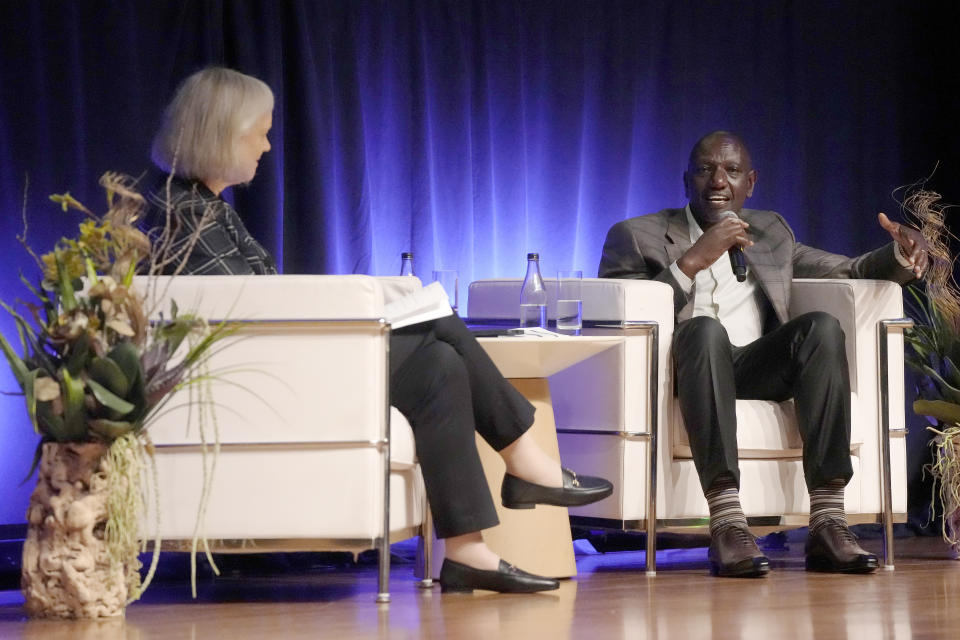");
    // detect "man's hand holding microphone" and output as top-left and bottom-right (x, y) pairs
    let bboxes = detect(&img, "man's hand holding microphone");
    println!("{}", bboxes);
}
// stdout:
(677, 211), (753, 282)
